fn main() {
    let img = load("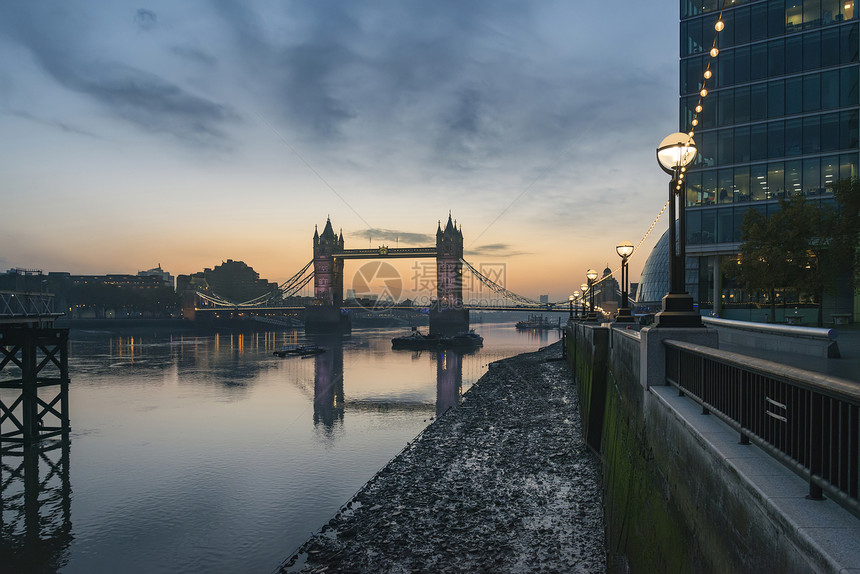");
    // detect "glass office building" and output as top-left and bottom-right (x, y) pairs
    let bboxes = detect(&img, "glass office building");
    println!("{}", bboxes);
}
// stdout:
(680, 0), (858, 318)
